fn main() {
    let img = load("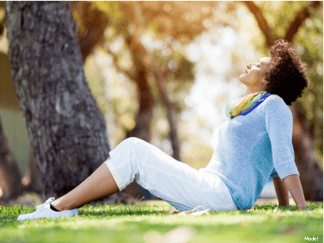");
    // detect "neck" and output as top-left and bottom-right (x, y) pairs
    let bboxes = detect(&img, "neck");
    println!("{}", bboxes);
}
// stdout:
(246, 83), (267, 95)
(246, 88), (259, 95)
